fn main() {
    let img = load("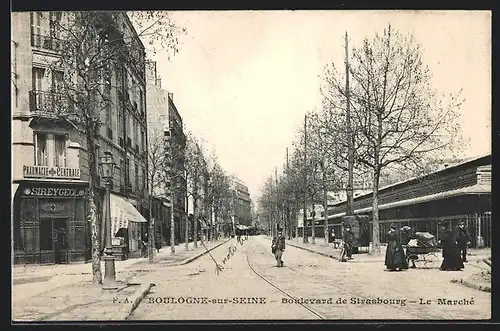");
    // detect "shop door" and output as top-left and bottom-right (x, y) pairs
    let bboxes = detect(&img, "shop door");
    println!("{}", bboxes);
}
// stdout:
(40, 218), (68, 264)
